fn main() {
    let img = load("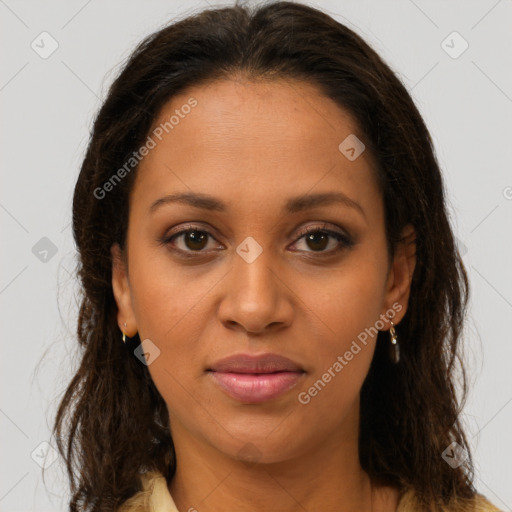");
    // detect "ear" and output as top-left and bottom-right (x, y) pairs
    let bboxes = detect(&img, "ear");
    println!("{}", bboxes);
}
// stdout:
(111, 243), (137, 337)
(380, 223), (417, 329)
